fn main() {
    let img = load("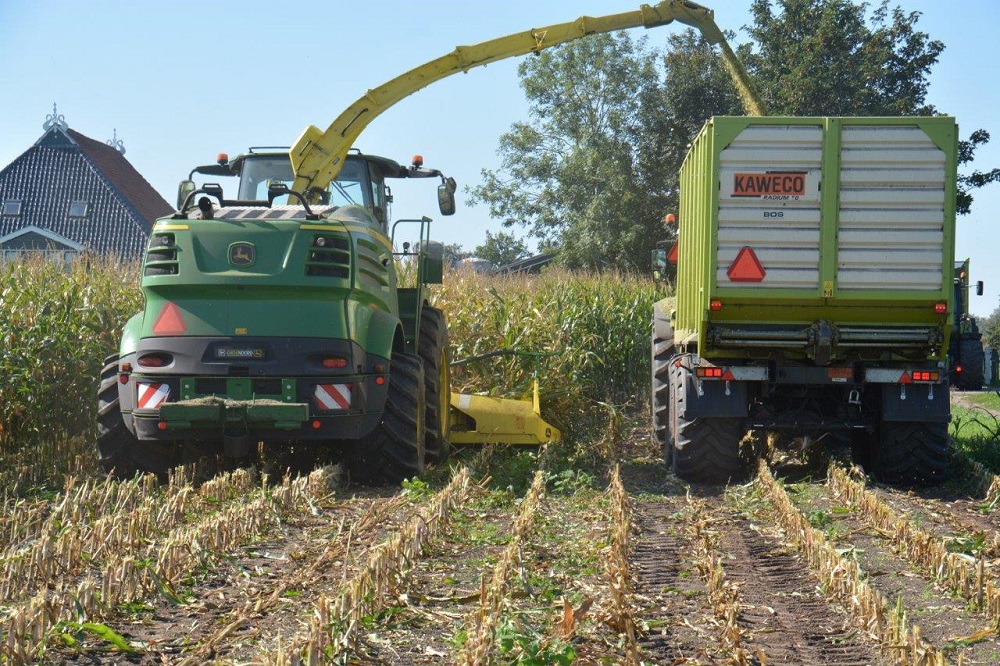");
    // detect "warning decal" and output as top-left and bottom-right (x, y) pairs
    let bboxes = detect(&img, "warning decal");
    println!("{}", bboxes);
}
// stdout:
(732, 172), (806, 198)
(314, 384), (352, 411)
(137, 383), (170, 410)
